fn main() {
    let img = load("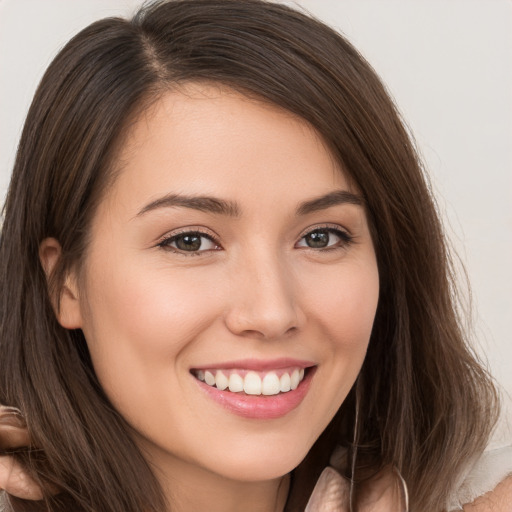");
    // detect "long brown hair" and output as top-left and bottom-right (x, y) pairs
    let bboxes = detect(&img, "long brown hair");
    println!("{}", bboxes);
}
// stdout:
(0, 1), (498, 511)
